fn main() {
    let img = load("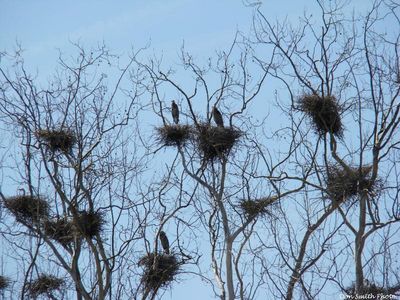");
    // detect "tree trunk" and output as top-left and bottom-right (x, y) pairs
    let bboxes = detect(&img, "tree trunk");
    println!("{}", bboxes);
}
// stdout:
(226, 238), (235, 300)
(355, 194), (367, 293)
